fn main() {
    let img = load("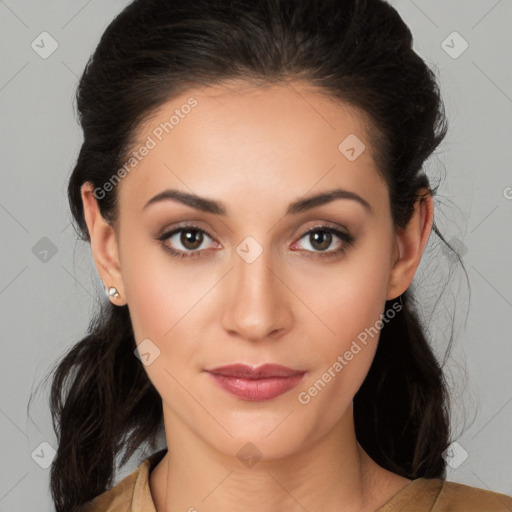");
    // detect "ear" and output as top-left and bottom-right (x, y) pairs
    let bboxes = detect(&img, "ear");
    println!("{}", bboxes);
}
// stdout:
(81, 182), (126, 305)
(386, 189), (433, 300)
